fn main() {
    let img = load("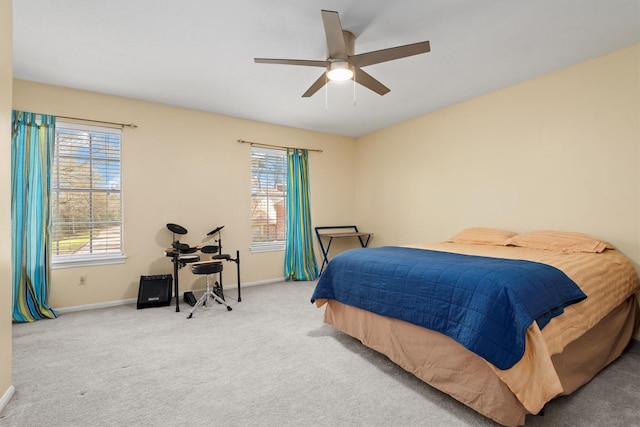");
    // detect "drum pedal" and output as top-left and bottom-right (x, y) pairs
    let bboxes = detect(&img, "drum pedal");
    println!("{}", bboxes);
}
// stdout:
(183, 291), (197, 306)
(213, 282), (225, 302)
